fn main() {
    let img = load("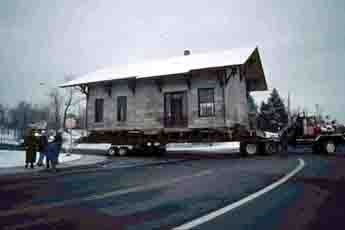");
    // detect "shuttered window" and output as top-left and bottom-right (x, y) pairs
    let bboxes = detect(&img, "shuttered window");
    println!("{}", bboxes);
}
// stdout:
(198, 88), (215, 117)
(95, 99), (104, 123)
(117, 96), (127, 122)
